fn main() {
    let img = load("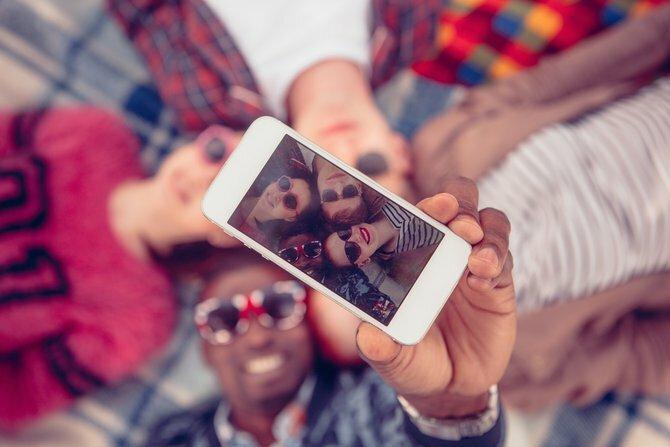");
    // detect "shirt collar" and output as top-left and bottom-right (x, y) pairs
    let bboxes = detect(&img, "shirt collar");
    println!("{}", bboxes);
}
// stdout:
(214, 374), (316, 447)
